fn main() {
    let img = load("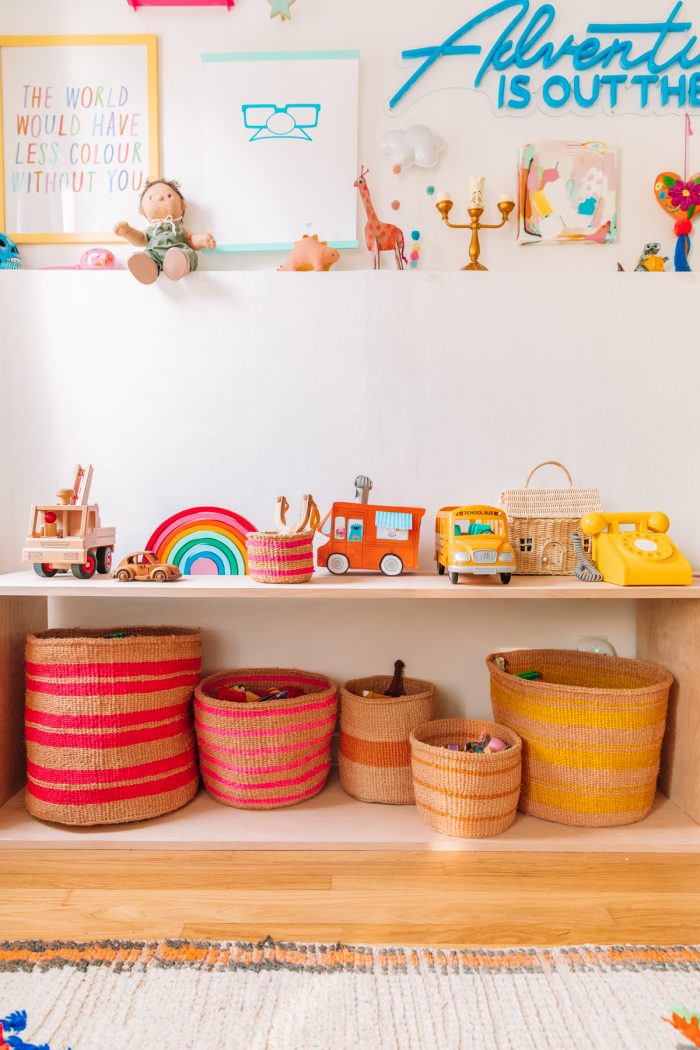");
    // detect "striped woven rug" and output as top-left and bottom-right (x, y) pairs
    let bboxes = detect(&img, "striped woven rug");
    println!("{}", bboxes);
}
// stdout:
(0, 939), (699, 1049)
